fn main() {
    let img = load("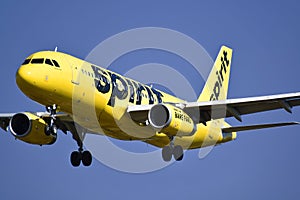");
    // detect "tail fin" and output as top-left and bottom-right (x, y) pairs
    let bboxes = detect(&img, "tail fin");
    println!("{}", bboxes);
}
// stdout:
(197, 46), (233, 102)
